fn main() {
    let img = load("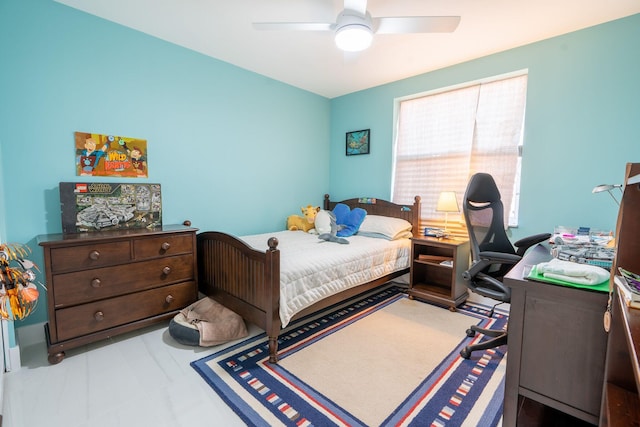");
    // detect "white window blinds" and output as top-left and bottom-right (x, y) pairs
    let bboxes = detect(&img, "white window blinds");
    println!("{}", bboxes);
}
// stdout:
(392, 73), (527, 234)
